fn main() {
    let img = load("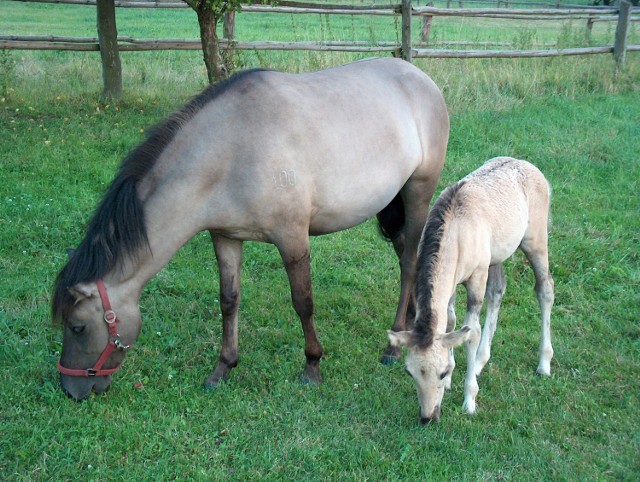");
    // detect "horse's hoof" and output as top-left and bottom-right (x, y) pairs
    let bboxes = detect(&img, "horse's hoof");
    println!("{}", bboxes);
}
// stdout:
(535, 367), (551, 377)
(203, 381), (218, 391)
(380, 355), (398, 366)
(301, 367), (322, 386)
(203, 376), (226, 391)
(380, 346), (402, 365)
